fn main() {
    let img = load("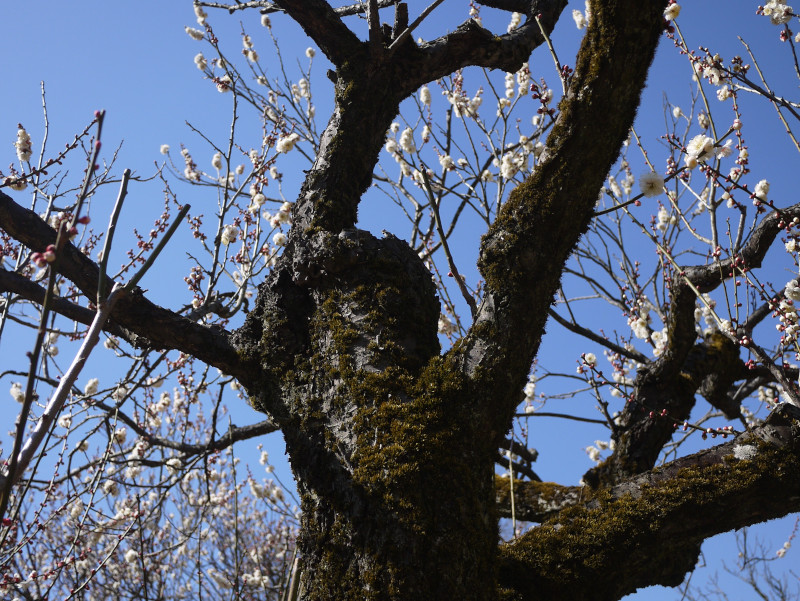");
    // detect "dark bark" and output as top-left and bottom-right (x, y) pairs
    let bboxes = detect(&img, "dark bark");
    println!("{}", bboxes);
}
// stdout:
(4, 1), (800, 600)
(499, 404), (800, 601)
